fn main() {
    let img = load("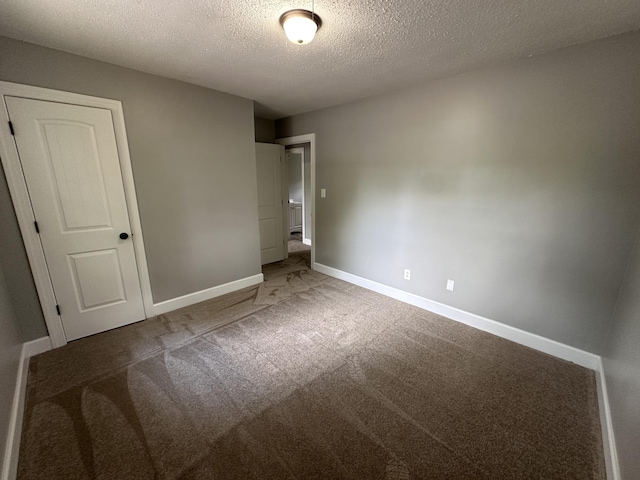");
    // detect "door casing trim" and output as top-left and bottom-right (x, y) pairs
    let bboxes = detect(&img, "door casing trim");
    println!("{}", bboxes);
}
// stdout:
(0, 81), (155, 348)
(286, 146), (306, 245)
(276, 134), (316, 269)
